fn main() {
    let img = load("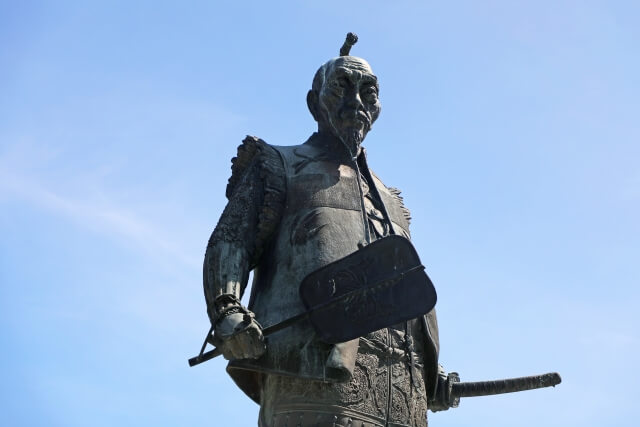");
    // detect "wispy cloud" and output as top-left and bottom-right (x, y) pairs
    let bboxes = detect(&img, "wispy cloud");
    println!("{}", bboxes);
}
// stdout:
(0, 142), (200, 270)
